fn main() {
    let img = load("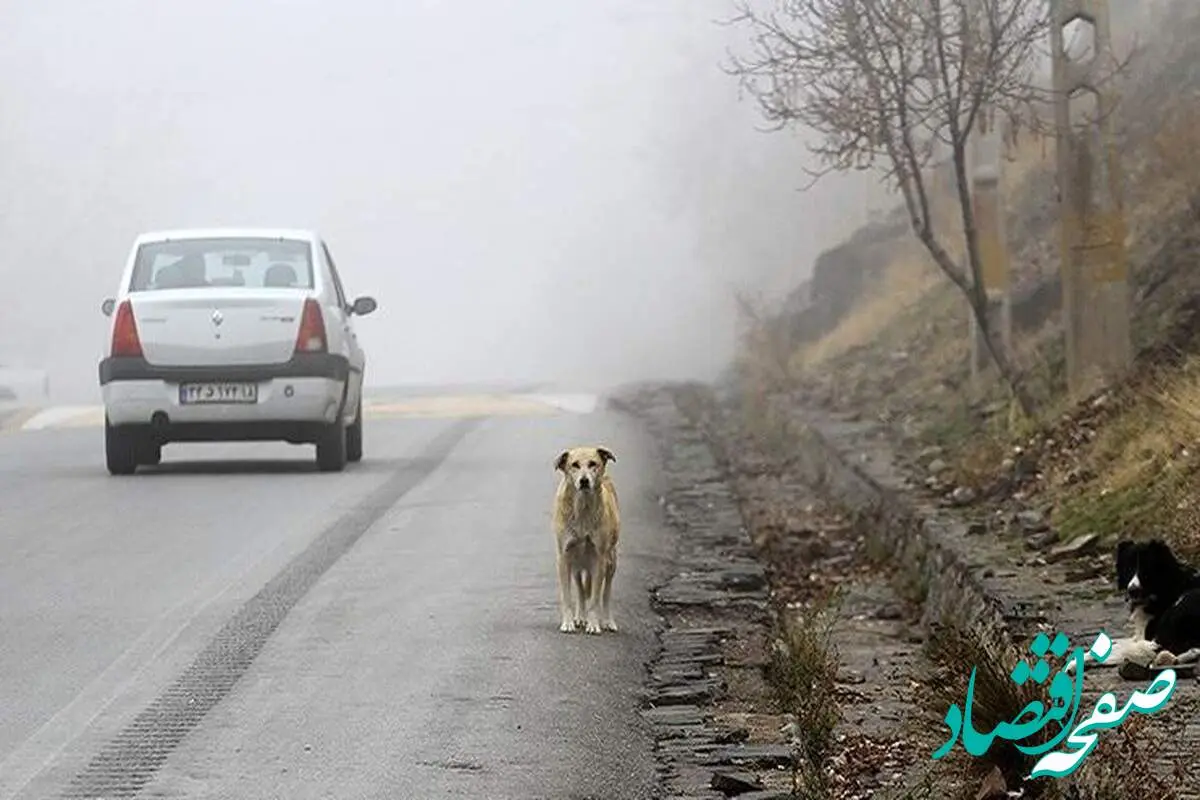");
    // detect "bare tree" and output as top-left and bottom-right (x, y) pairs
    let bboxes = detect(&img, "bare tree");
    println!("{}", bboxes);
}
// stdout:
(725, 0), (1056, 415)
